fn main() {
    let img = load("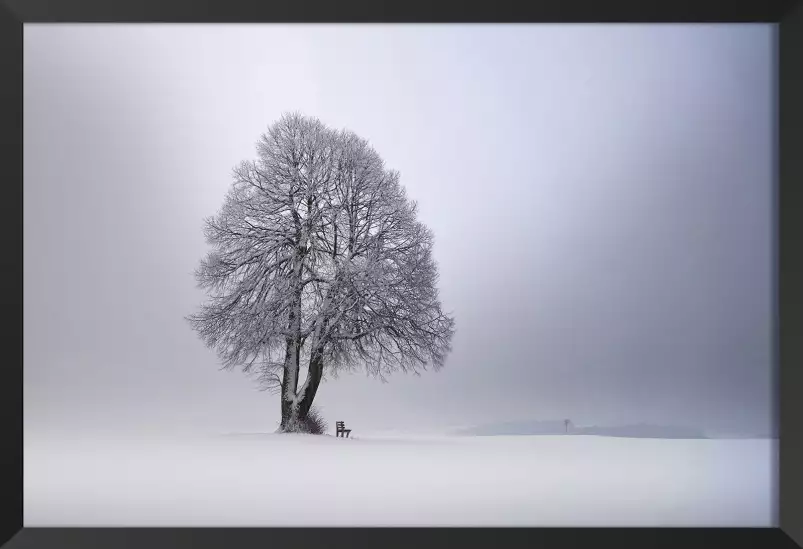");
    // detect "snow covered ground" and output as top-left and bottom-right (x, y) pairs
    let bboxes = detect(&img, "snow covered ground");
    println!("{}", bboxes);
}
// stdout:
(24, 431), (776, 527)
